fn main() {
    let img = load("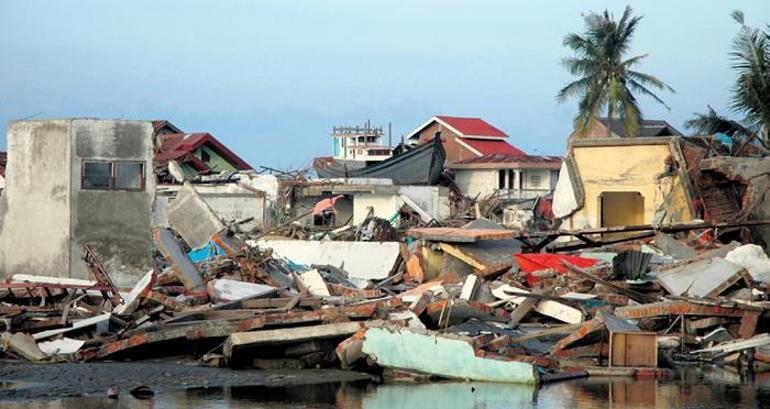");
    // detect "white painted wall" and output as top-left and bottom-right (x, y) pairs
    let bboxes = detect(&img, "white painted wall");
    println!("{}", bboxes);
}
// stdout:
(352, 186), (451, 224)
(455, 168), (559, 199)
(353, 193), (399, 223)
(454, 169), (498, 199)
(155, 184), (265, 231)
